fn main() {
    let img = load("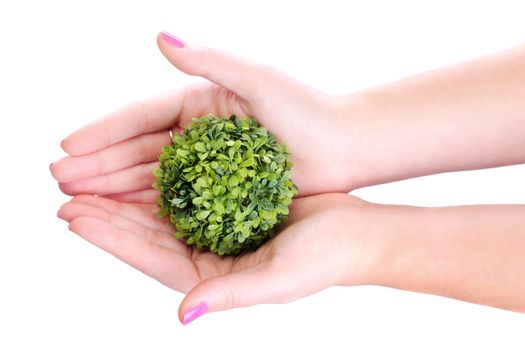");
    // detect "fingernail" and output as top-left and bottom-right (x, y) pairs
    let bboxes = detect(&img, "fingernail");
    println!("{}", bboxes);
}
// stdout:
(60, 139), (66, 150)
(160, 31), (185, 48)
(182, 302), (207, 325)
(49, 162), (54, 170)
